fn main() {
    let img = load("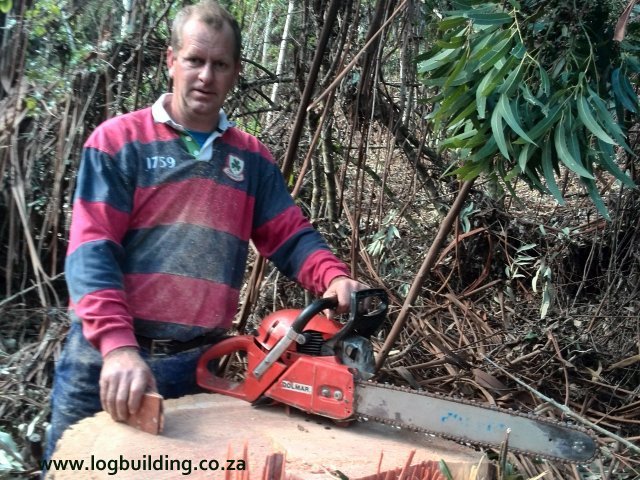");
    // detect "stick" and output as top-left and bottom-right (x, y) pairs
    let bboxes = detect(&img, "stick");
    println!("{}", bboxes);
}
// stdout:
(0, 272), (65, 308)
